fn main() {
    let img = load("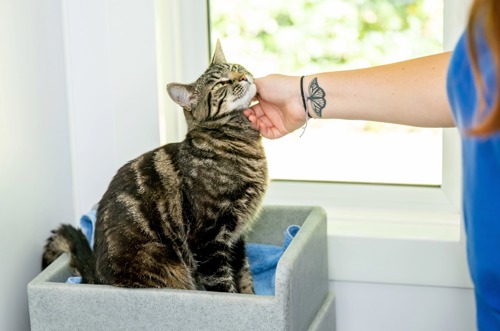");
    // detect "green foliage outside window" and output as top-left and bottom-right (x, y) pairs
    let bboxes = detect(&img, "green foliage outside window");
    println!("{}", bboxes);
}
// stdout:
(210, 0), (442, 74)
